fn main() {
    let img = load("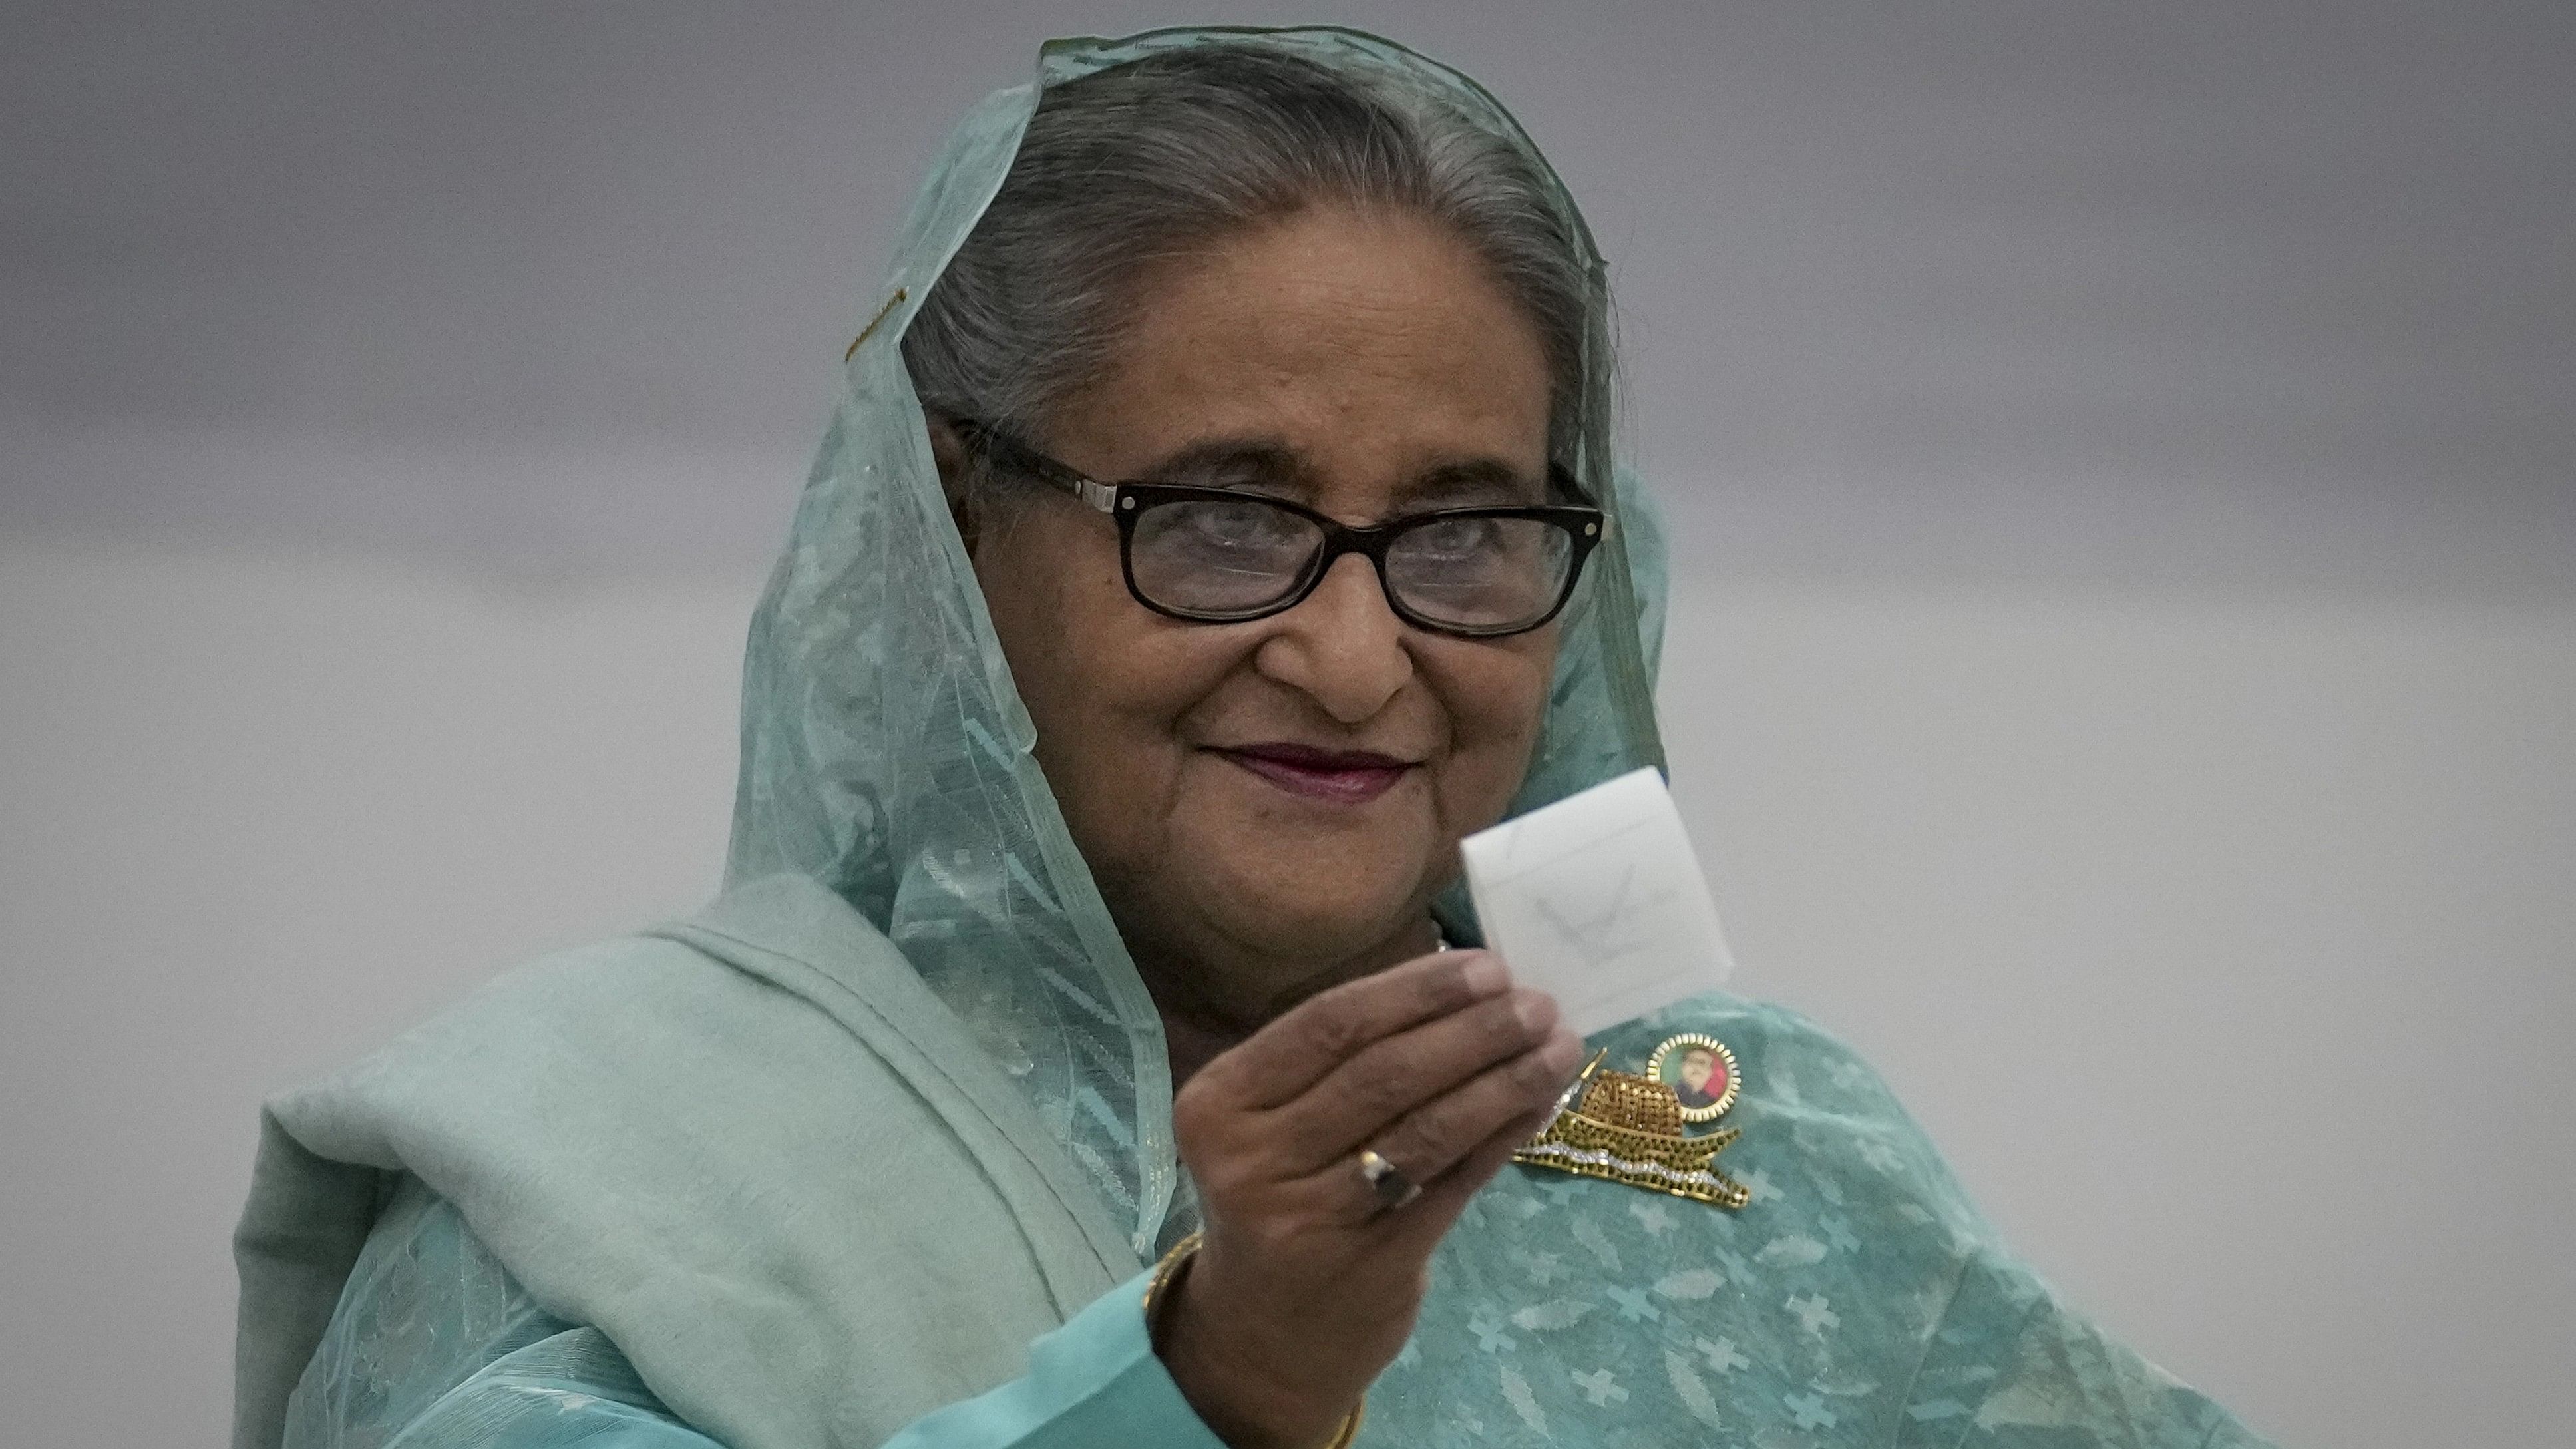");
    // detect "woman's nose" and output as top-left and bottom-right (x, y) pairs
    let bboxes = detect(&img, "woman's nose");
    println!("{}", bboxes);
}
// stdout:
(1251, 553), (1415, 724)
